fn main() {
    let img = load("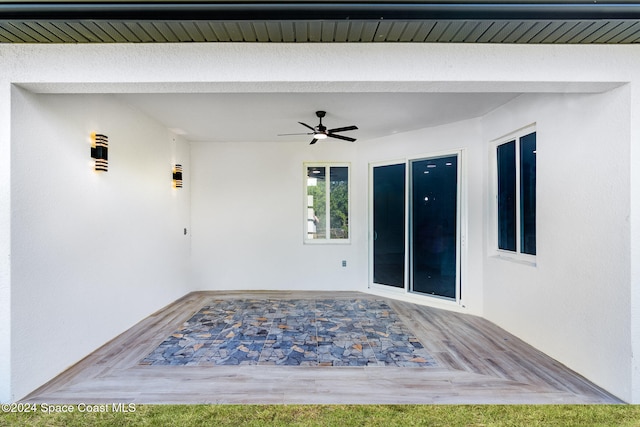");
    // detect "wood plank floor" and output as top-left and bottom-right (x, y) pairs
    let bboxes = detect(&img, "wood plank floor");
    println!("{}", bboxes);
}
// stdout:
(22, 291), (621, 404)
